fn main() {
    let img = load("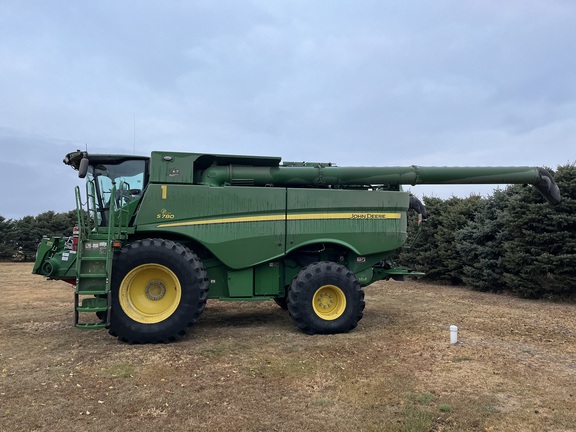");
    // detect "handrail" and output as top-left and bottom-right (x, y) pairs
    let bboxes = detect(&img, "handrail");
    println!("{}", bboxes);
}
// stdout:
(74, 186), (85, 236)
(115, 181), (131, 237)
